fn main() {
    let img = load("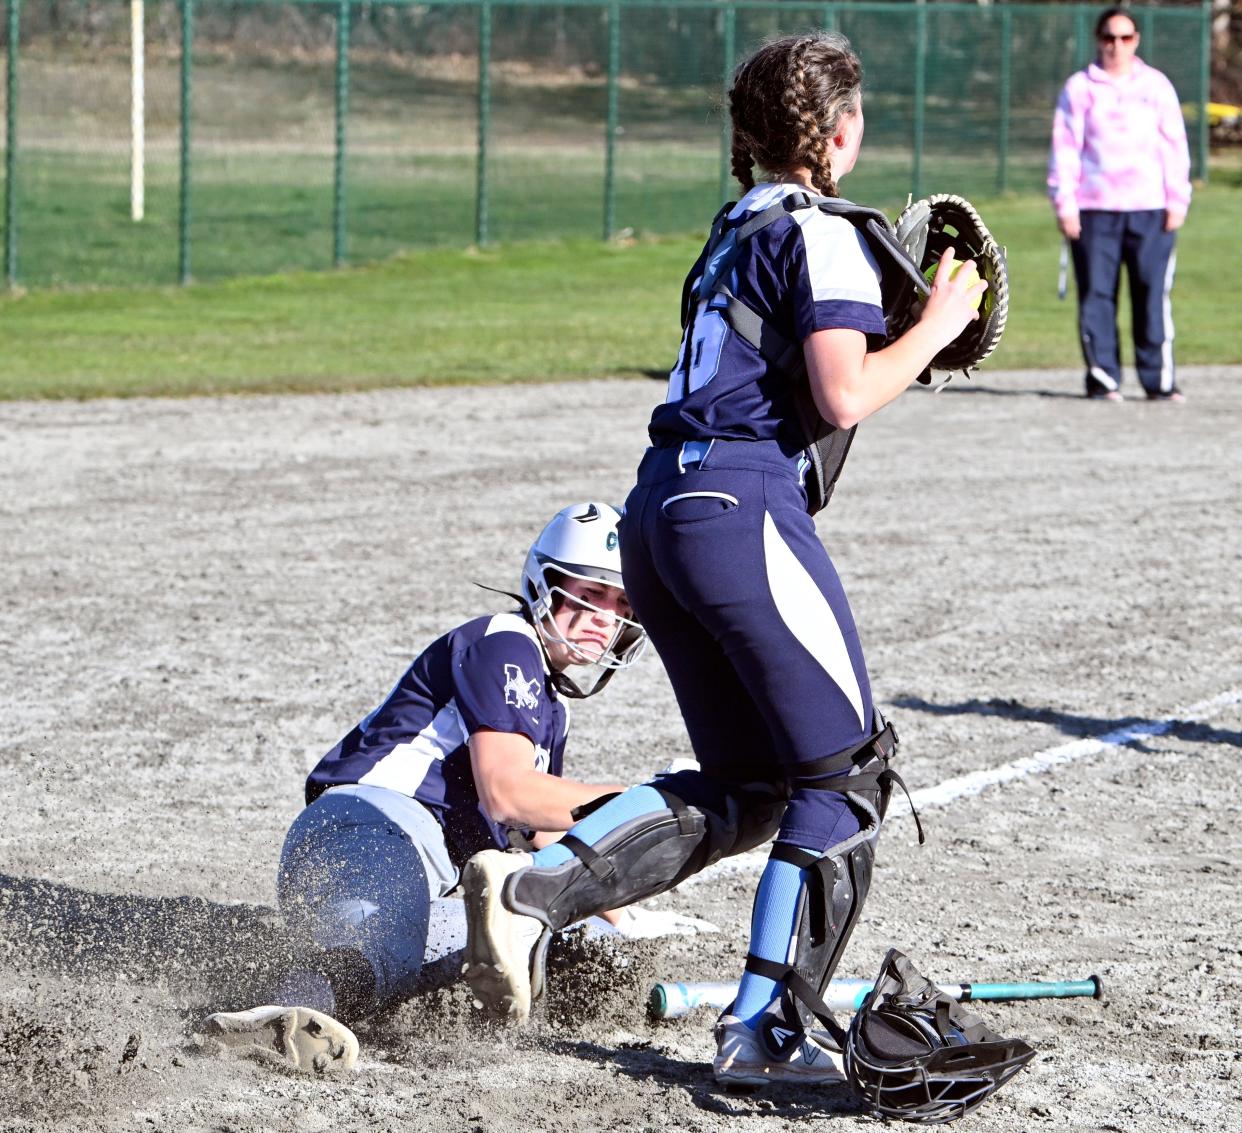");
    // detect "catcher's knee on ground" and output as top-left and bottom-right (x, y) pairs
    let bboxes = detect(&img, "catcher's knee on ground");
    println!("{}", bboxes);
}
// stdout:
(503, 770), (788, 931)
